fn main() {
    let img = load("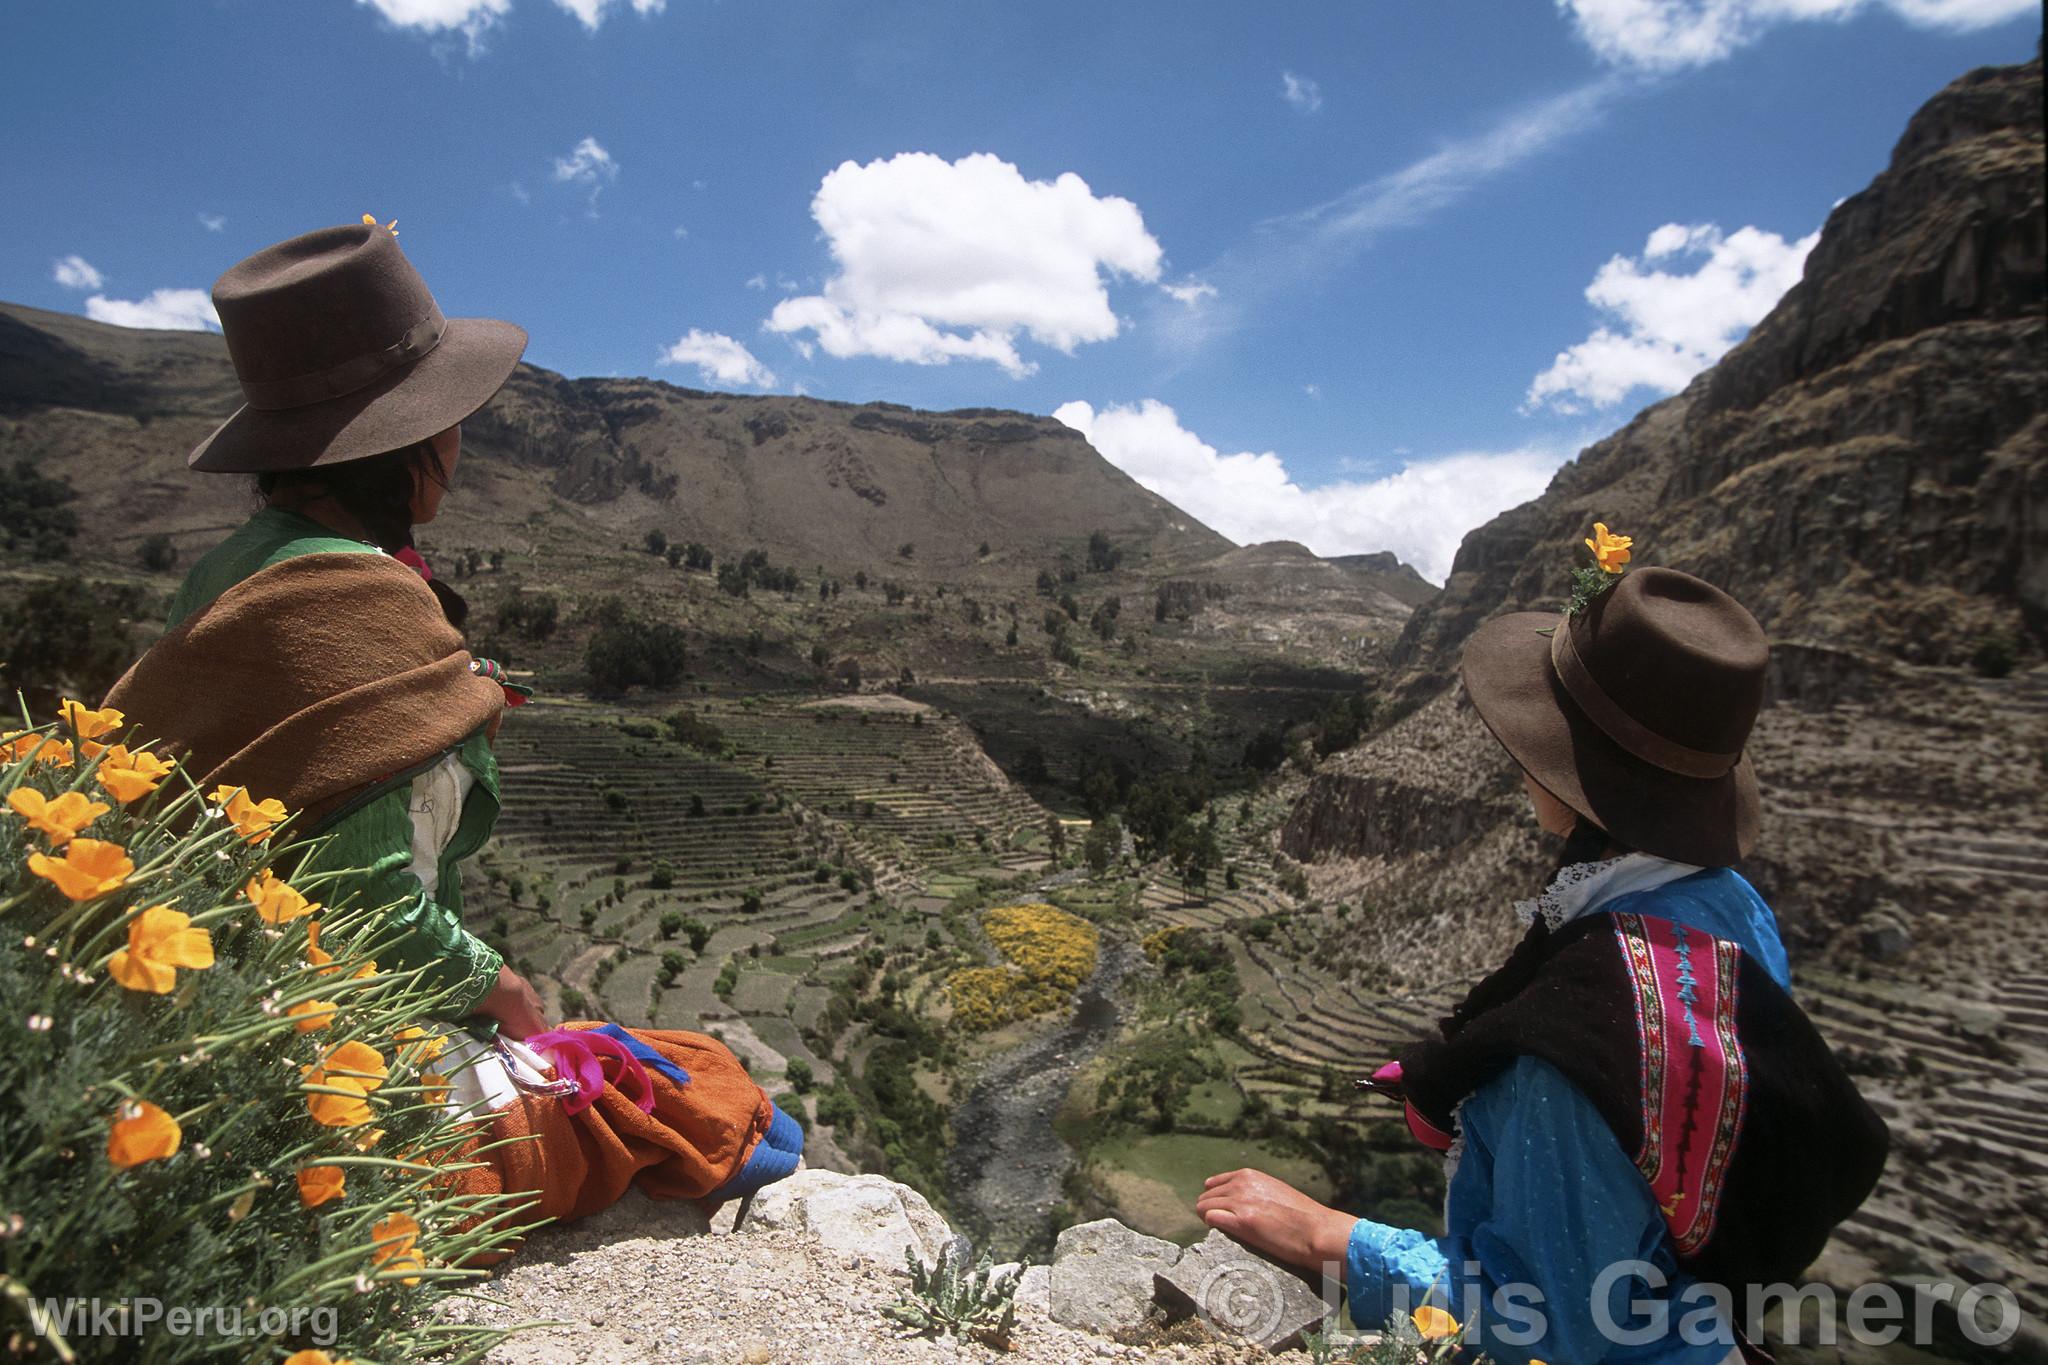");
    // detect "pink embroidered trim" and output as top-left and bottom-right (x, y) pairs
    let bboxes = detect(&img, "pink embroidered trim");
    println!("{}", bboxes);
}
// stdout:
(1612, 912), (1748, 1256)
